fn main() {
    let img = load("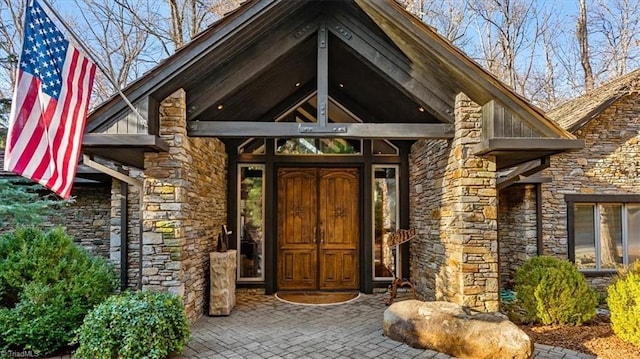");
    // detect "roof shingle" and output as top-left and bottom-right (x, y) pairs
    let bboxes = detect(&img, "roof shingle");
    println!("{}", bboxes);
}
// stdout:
(547, 68), (640, 132)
